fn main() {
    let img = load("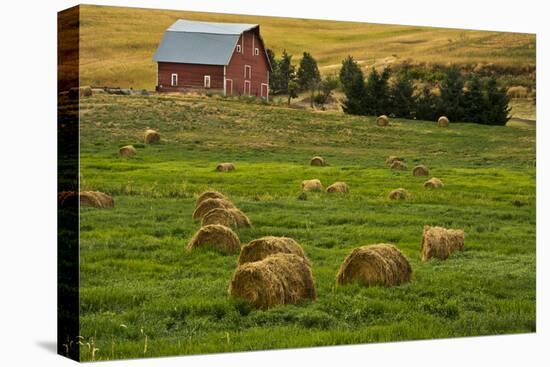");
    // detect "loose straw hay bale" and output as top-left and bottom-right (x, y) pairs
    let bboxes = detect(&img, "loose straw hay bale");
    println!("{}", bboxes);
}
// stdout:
(119, 145), (137, 157)
(229, 253), (316, 309)
(388, 188), (410, 200)
(238, 236), (308, 265)
(310, 156), (326, 166)
(385, 155), (404, 165)
(327, 182), (349, 193)
(336, 244), (412, 287)
(301, 179), (323, 192)
(421, 226), (464, 261)
(193, 198), (235, 221)
(202, 208), (237, 228)
(216, 162), (235, 172)
(228, 208), (251, 227)
(144, 129), (160, 144)
(390, 160), (407, 170)
(412, 165), (429, 176)
(376, 115), (389, 126)
(187, 224), (241, 254)
(424, 177), (444, 188)
(74, 191), (114, 209)
(437, 116), (450, 127)
(195, 190), (227, 208)
(79, 86), (92, 97)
